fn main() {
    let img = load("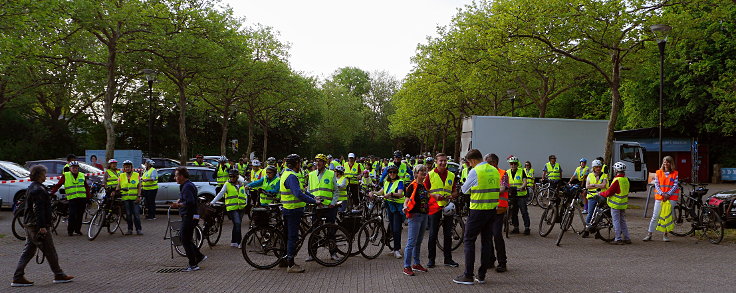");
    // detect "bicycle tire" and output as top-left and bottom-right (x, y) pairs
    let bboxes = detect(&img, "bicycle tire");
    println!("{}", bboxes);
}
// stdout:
(385, 221), (395, 251)
(308, 223), (351, 267)
(438, 215), (464, 252)
(538, 188), (552, 209)
(556, 206), (574, 246)
(702, 209), (724, 244)
(12, 213), (27, 241)
(570, 203), (587, 234)
(670, 204), (694, 237)
(175, 225), (204, 256)
(107, 205), (122, 234)
(88, 210), (105, 241)
(50, 208), (61, 233)
(357, 218), (385, 259)
(595, 213), (614, 242)
(206, 215), (224, 247)
(83, 199), (100, 224)
(241, 226), (285, 269)
(539, 205), (556, 237)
